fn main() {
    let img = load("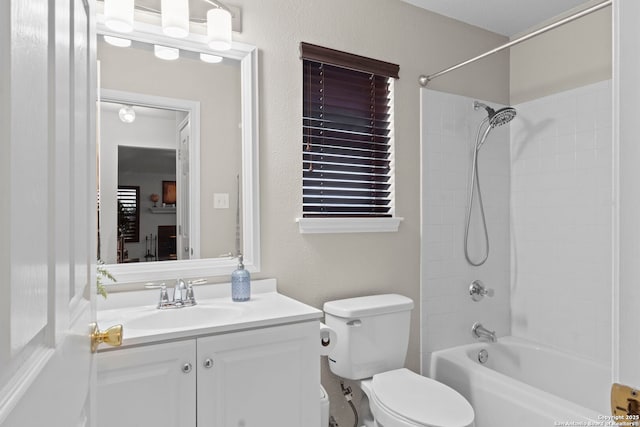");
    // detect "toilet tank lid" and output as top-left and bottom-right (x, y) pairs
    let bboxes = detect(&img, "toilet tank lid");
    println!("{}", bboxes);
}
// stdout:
(323, 294), (414, 318)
